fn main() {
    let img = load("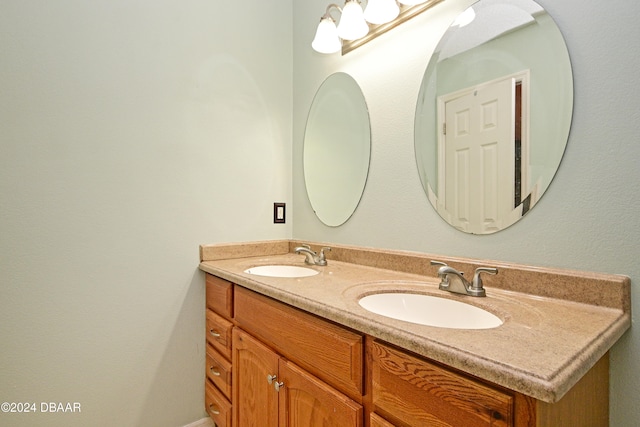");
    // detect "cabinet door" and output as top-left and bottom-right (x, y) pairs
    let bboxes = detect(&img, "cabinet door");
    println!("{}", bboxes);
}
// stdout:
(232, 328), (279, 427)
(234, 286), (363, 400)
(278, 359), (362, 427)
